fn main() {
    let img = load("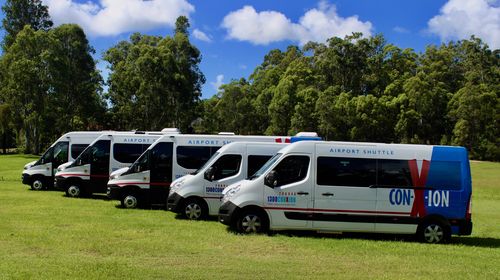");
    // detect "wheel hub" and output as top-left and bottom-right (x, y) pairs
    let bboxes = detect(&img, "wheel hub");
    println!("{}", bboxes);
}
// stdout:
(242, 215), (261, 233)
(123, 196), (138, 208)
(424, 224), (444, 243)
(185, 203), (202, 220)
